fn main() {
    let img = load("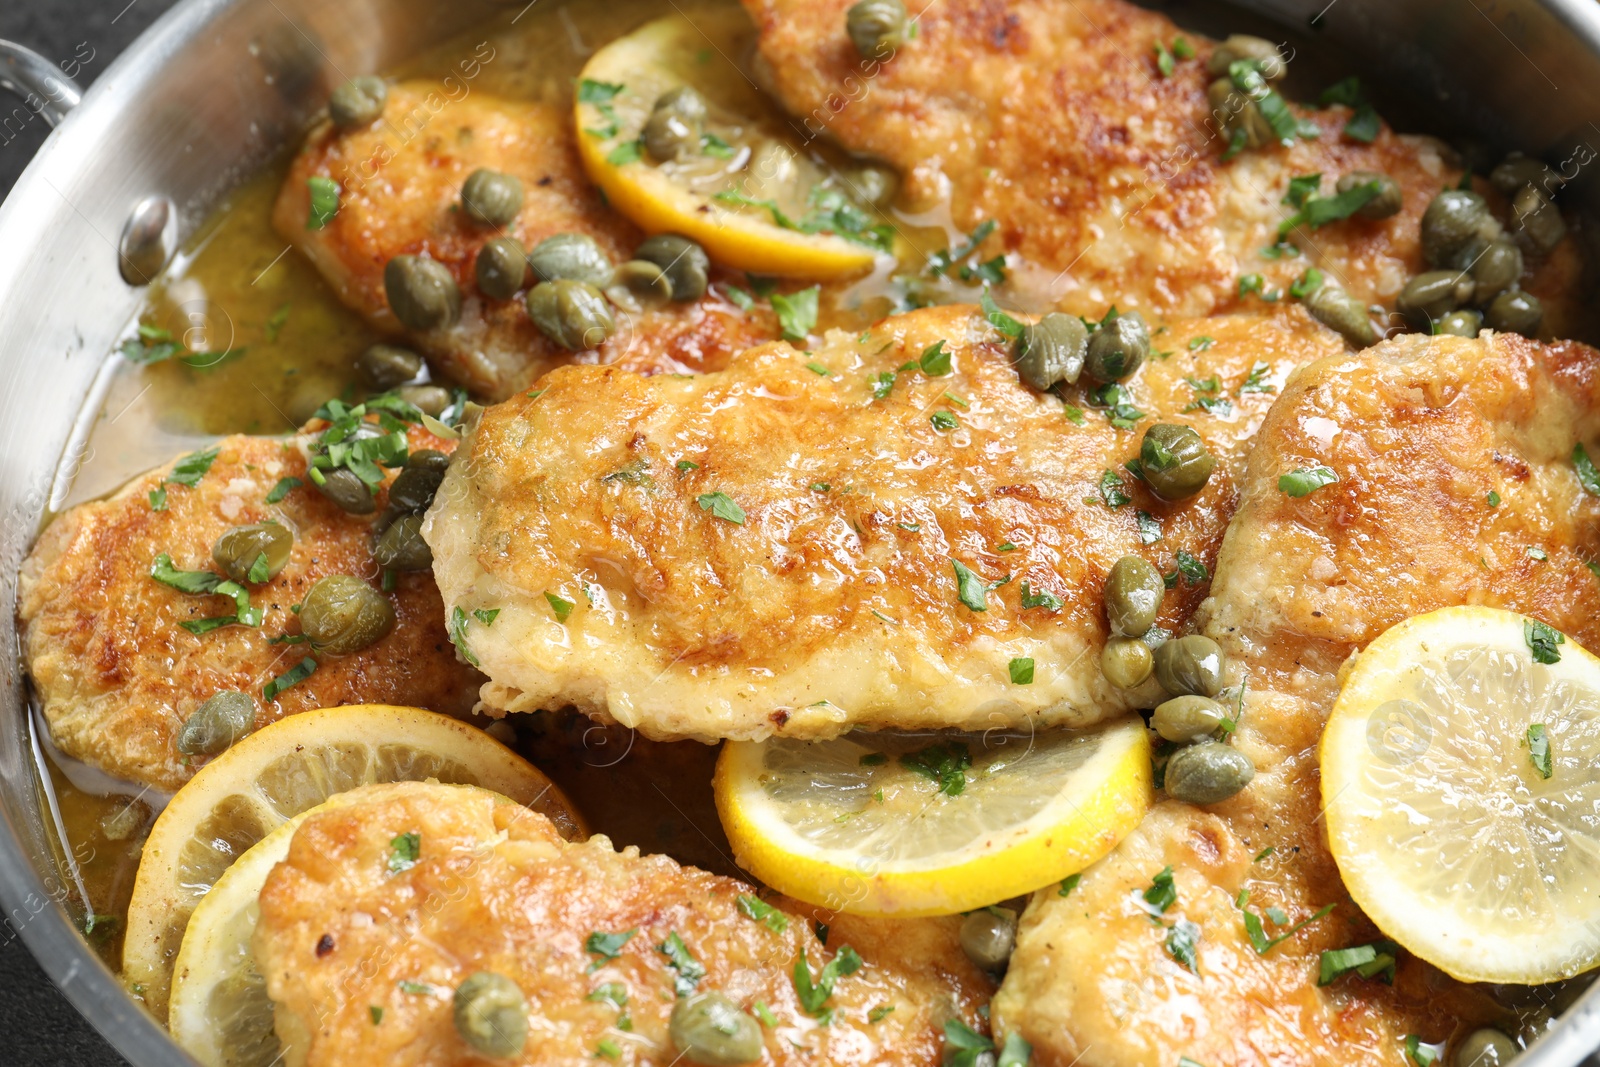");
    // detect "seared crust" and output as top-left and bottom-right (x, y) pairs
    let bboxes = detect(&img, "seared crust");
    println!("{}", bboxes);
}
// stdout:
(18, 428), (480, 791)
(254, 781), (992, 1066)
(425, 303), (1342, 739)
(275, 81), (773, 400)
